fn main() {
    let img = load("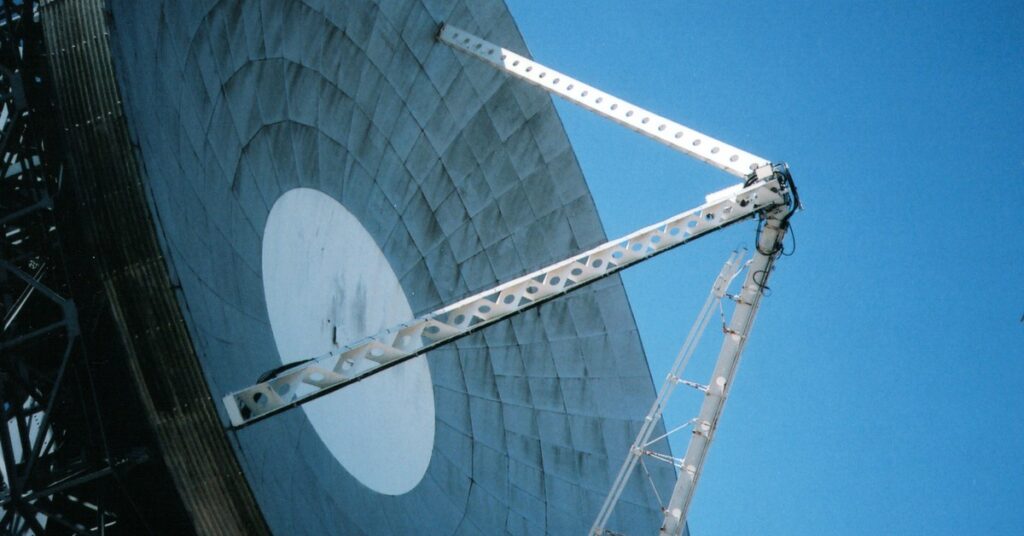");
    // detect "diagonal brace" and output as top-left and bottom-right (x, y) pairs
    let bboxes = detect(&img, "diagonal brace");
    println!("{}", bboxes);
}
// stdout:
(438, 24), (770, 179)
(222, 176), (790, 427)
